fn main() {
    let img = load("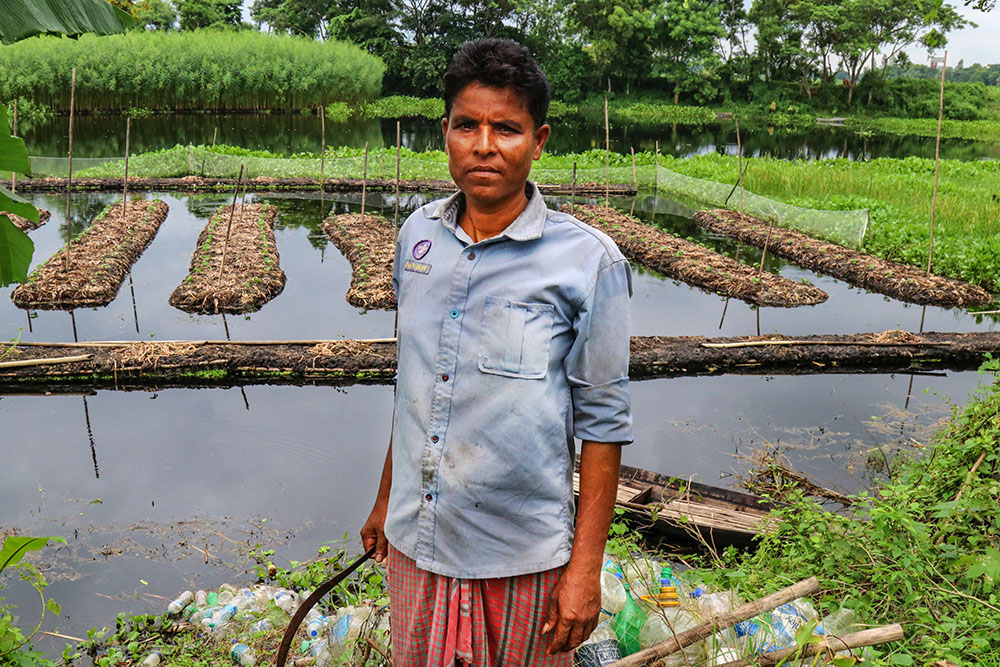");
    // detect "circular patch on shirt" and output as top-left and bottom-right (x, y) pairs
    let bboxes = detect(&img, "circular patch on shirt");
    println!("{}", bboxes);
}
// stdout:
(412, 239), (432, 260)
